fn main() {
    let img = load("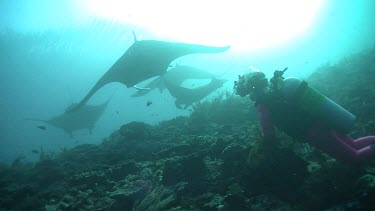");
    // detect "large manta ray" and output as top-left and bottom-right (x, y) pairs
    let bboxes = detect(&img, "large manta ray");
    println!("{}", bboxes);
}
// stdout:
(131, 65), (217, 97)
(69, 35), (230, 111)
(164, 77), (227, 109)
(26, 99), (111, 138)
